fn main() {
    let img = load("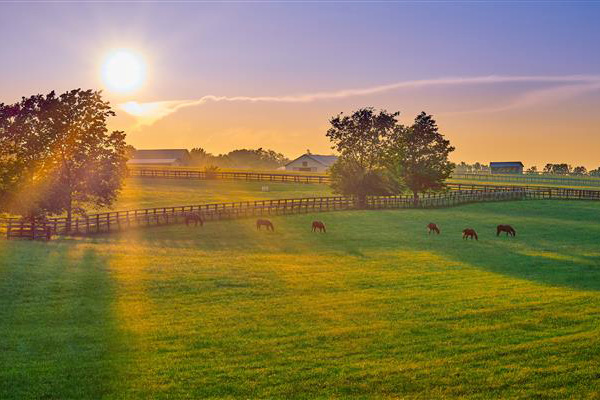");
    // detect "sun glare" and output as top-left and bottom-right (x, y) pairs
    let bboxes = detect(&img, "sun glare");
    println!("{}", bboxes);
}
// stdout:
(101, 49), (146, 93)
